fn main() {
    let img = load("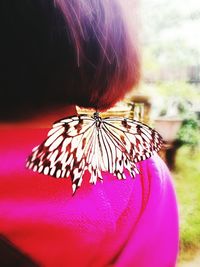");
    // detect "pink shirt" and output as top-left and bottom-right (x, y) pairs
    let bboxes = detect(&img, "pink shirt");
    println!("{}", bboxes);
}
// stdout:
(0, 128), (179, 266)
